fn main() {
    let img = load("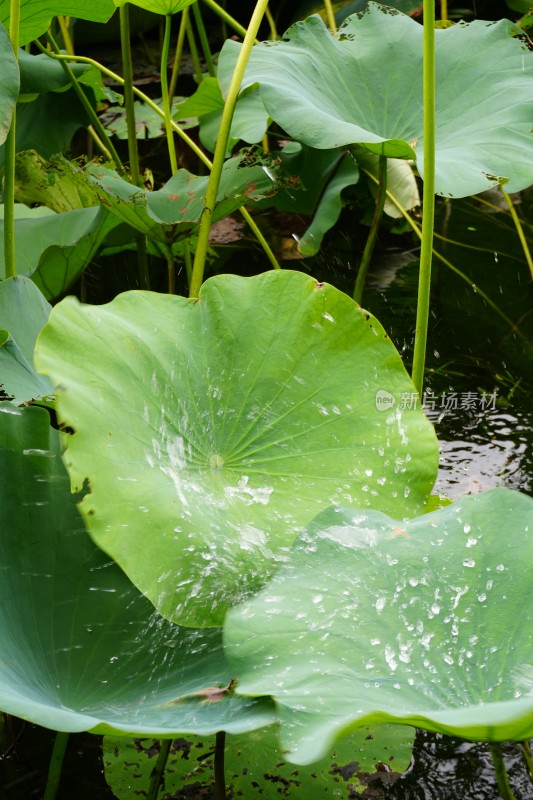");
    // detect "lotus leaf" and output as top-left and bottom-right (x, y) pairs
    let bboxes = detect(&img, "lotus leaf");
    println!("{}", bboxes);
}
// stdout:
(0, 403), (275, 736)
(218, 4), (533, 197)
(103, 724), (414, 799)
(86, 155), (278, 244)
(35, 270), (438, 627)
(113, 0), (197, 14)
(0, 24), (19, 146)
(0, 278), (53, 403)
(224, 489), (533, 764)
(0, 0), (115, 46)
(0, 205), (119, 300)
